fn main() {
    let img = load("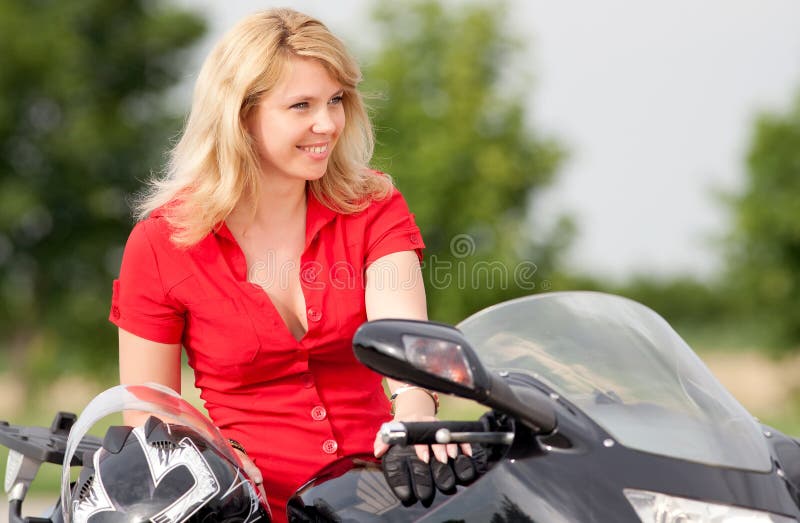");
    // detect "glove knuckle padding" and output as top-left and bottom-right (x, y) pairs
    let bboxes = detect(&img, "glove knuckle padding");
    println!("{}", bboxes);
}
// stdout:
(431, 459), (456, 492)
(382, 445), (433, 504)
(470, 443), (489, 475)
(382, 443), (489, 505)
(410, 458), (434, 502)
(453, 454), (476, 483)
(382, 447), (413, 502)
